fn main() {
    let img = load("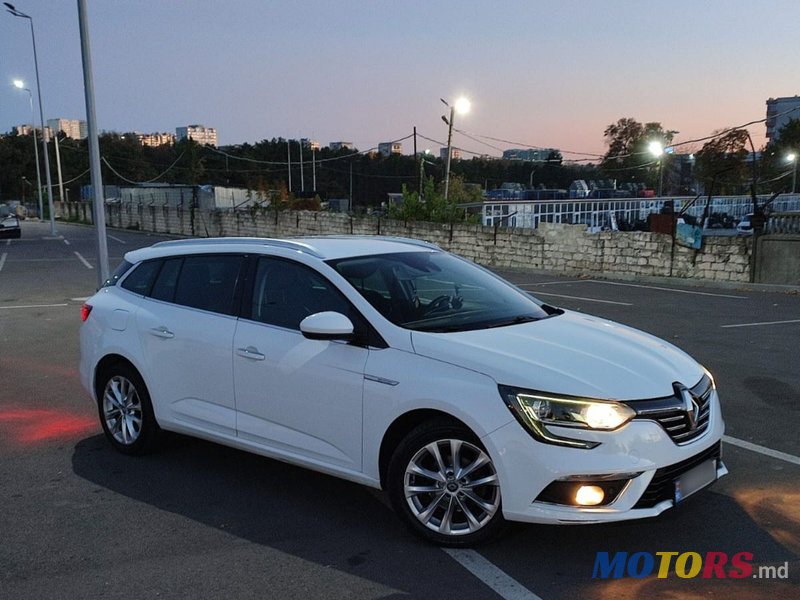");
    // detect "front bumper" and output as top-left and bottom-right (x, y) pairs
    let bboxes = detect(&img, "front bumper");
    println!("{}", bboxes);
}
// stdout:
(482, 390), (726, 524)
